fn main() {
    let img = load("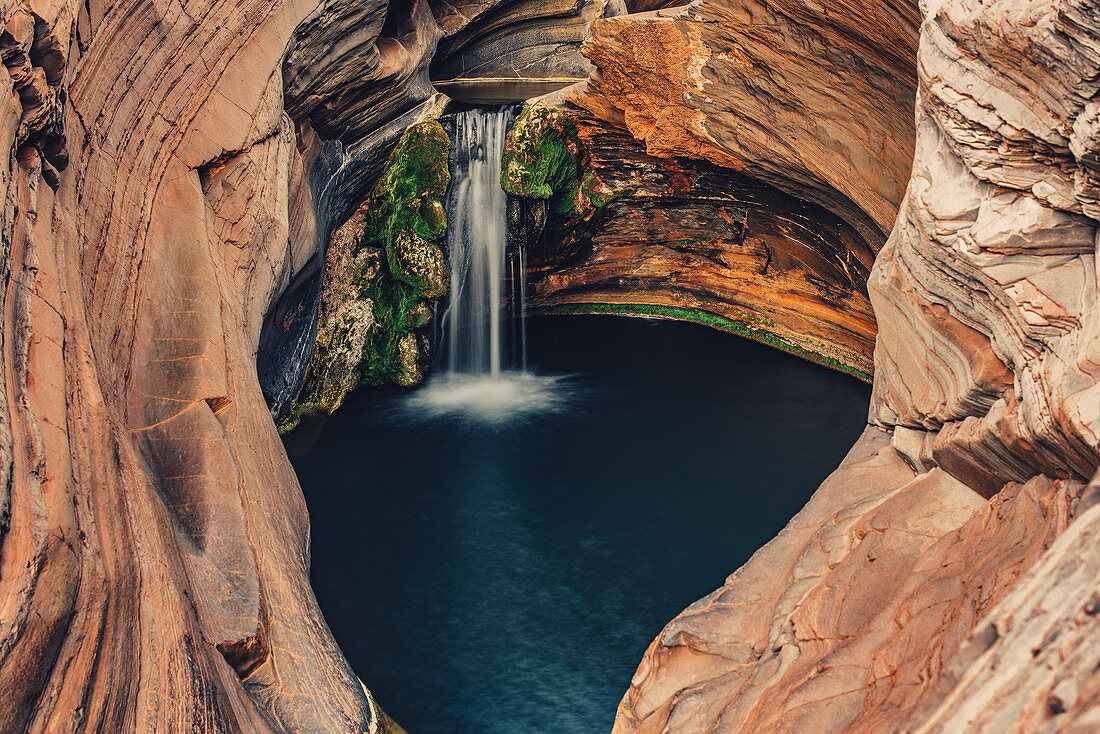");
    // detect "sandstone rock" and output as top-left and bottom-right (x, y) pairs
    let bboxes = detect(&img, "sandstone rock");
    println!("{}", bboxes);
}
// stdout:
(504, 105), (878, 378)
(430, 0), (620, 82)
(0, 0), (391, 728)
(570, 0), (919, 246)
(613, 0), (1100, 730)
